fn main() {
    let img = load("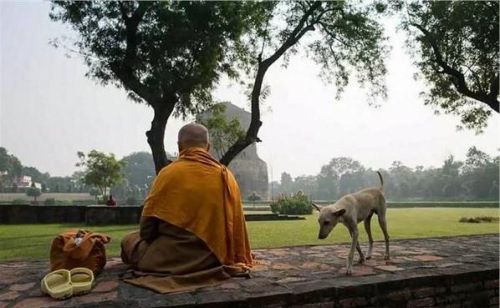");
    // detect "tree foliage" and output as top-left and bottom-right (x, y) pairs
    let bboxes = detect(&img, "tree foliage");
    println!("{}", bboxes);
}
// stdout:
(120, 152), (156, 188)
(50, 1), (269, 173)
(76, 150), (125, 196)
(398, 0), (499, 131)
(50, 1), (389, 171)
(26, 183), (42, 202)
(220, 1), (389, 164)
(0, 147), (23, 186)
(273, 147), (499, 201)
